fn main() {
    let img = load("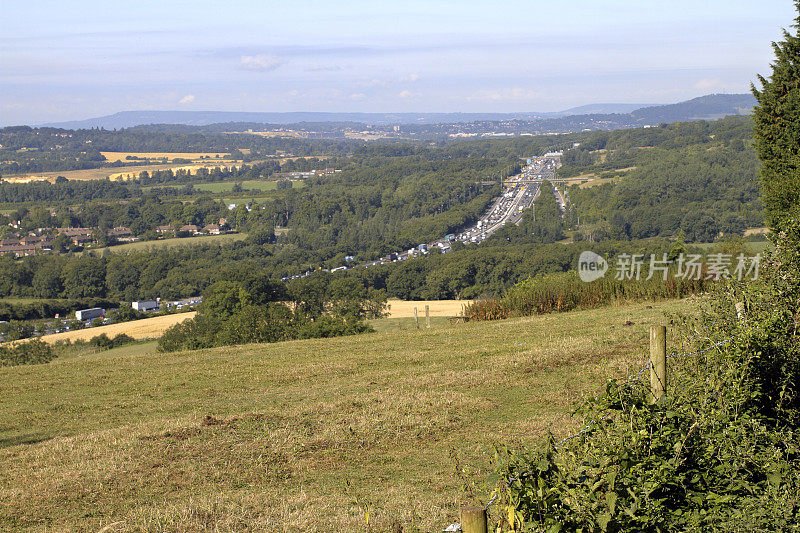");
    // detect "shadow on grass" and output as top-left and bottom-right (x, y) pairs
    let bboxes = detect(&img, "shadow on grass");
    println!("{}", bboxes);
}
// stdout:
(0, 433), (53, 448)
